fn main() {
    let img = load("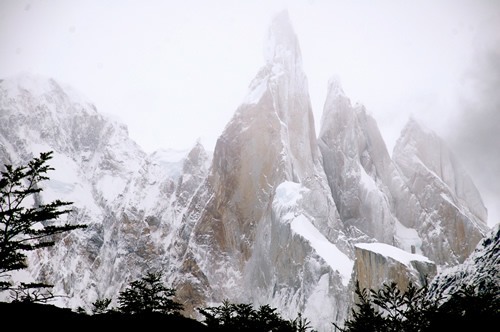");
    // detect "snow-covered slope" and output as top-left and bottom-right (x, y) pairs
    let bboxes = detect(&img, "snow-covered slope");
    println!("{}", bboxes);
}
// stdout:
(0, 12), (493, 332)
(0, 73), (210, 307)
(428, 223), (499, 298)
